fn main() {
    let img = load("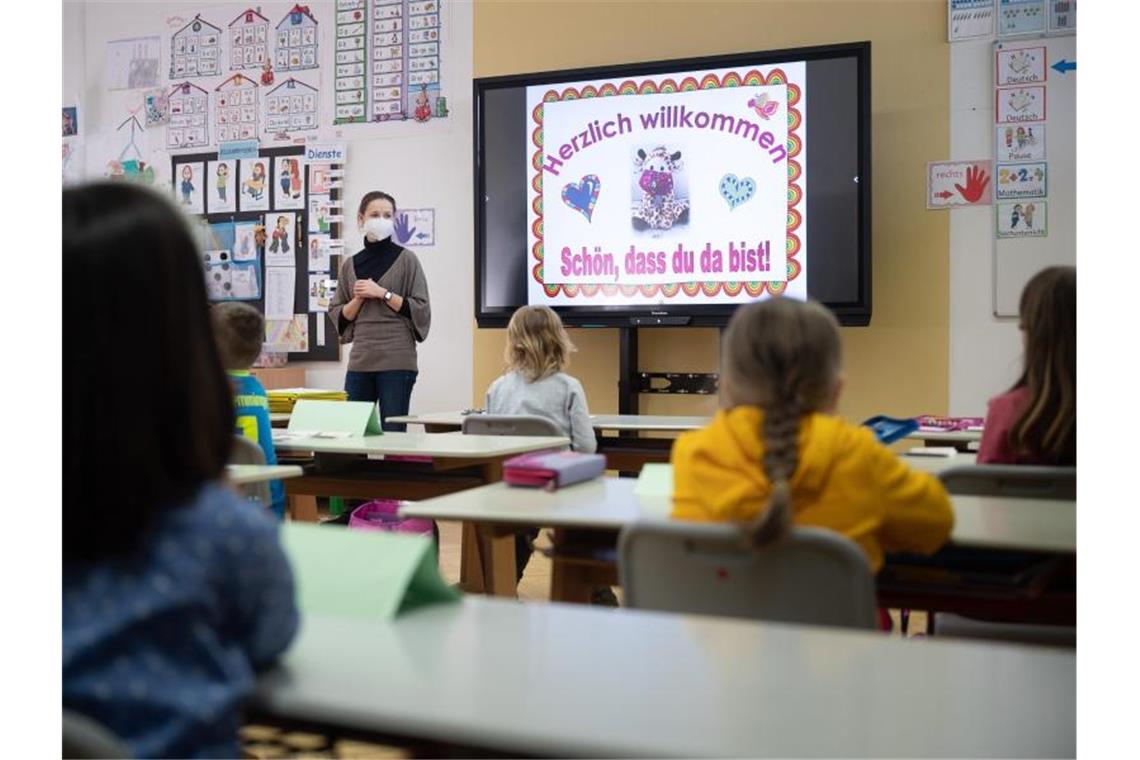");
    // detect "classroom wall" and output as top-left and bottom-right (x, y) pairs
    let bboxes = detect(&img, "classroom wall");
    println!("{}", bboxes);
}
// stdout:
(63, 0), (474, 415)
(471, 0), (951, 423)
